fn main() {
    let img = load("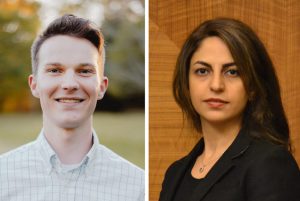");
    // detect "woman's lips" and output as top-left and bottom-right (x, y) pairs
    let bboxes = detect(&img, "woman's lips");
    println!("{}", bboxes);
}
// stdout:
(203, 98), (228, 108)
